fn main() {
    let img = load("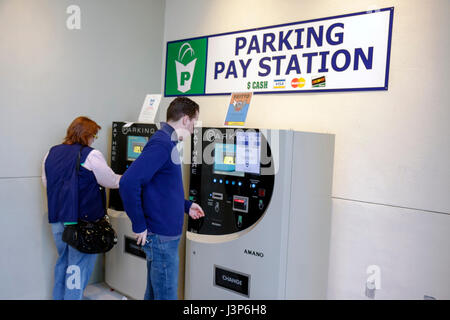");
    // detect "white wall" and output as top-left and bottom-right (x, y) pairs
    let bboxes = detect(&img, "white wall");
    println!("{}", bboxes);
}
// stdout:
(161, 0), (450, 299)
(0, 0), (165, 299)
